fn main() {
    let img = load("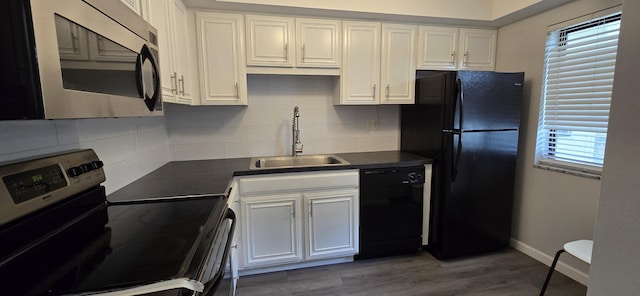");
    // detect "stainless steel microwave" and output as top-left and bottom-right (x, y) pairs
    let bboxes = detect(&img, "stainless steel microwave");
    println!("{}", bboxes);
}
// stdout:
(0, 0), (162, 120)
